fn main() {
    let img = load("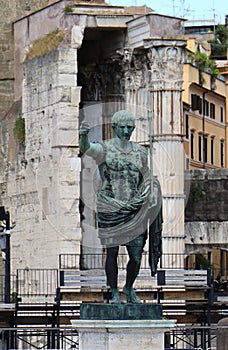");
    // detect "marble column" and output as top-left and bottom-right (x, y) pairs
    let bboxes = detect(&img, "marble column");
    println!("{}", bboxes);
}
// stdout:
(124, 39), (186, 268)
